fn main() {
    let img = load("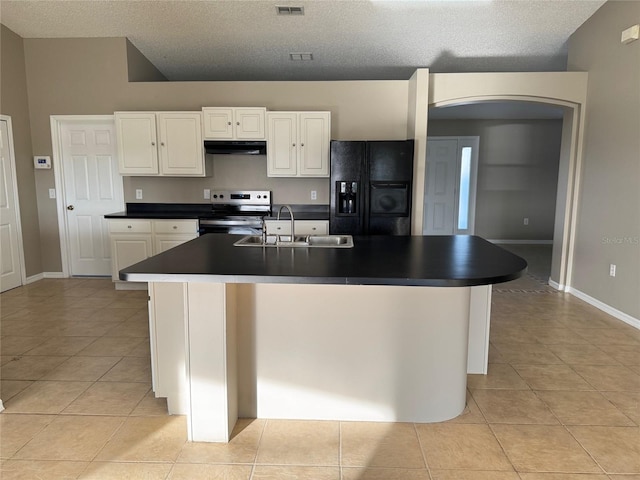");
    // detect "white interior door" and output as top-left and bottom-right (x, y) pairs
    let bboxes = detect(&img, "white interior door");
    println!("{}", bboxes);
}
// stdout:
(423, 137), (479, 235)
(60, 119), (123, 276)
(423, 139), (458, 235)
(0, 118), (24, 292)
